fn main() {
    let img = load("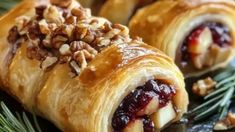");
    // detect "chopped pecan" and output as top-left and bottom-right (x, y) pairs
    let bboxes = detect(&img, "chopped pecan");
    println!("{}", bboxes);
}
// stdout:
(43, 5), (64, 24)
(59, 44), (71, 55)
(102, 22), (112, 33)
(112, 24), (129, 36)
(51, 35), (68, 49)
(65, 16), (77, 24)
(104, 28), (121, 39)
(192, 77), (217, 97)
(7, 26), (20, 44)
(35, 5), (47, 20)
(83, 29), (96, 44)
(73, 50), (87, 69)
(72, 26), (88, 40)
(27, 21), (44, 41)
(41, 56), (58, 70)
(42, 35), (52, 48)
(39, 19), (50, 34)
(214, 112), (235, 131)
(95, 37), (111, 47)
(70, 41), (97, 55)
(15, 16), (30, 35)
(71, 7), (91, 20)
(70, 60), (81, 75)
